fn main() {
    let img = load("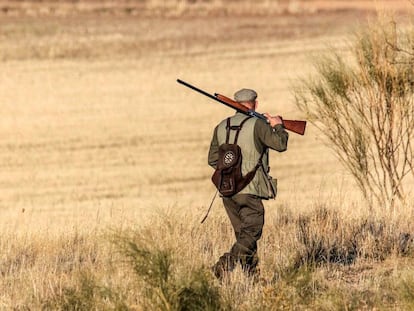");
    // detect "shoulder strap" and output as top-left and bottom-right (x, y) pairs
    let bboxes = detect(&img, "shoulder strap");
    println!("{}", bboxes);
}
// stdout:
(234, 117), (252, 144)
(255, 148), (267, 171)
(225, 118), (231, 143)
(225, 116), (252, 144)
